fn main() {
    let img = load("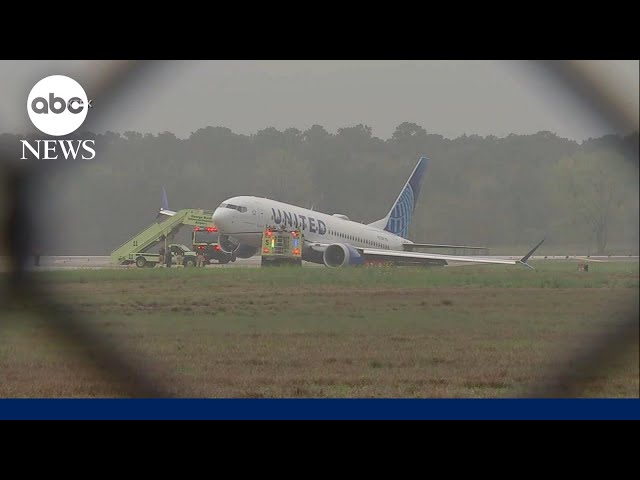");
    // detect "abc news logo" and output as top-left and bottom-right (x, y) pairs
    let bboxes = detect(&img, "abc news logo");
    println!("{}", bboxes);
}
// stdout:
(30, 93), (92, 115)
(21, 75), (96, 160)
